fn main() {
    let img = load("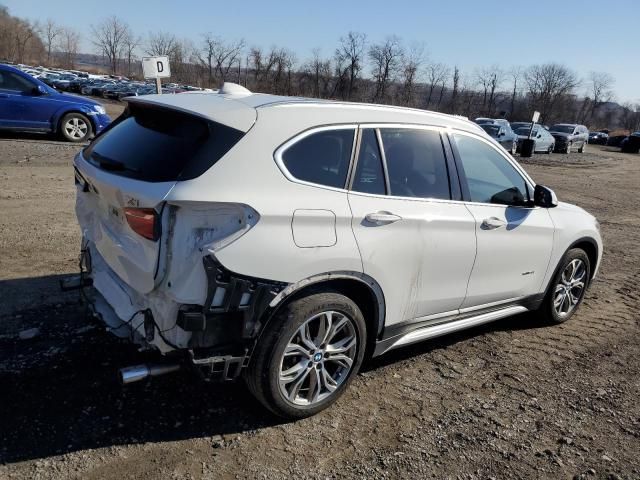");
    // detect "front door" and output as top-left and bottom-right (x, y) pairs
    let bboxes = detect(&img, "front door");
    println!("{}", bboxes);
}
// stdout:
(450, 132), (555, 309)
(348, 126), (477, 327)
